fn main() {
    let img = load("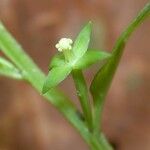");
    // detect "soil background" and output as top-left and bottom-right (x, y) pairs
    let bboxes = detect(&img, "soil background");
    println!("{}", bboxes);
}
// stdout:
(0, 0), (150, 150)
